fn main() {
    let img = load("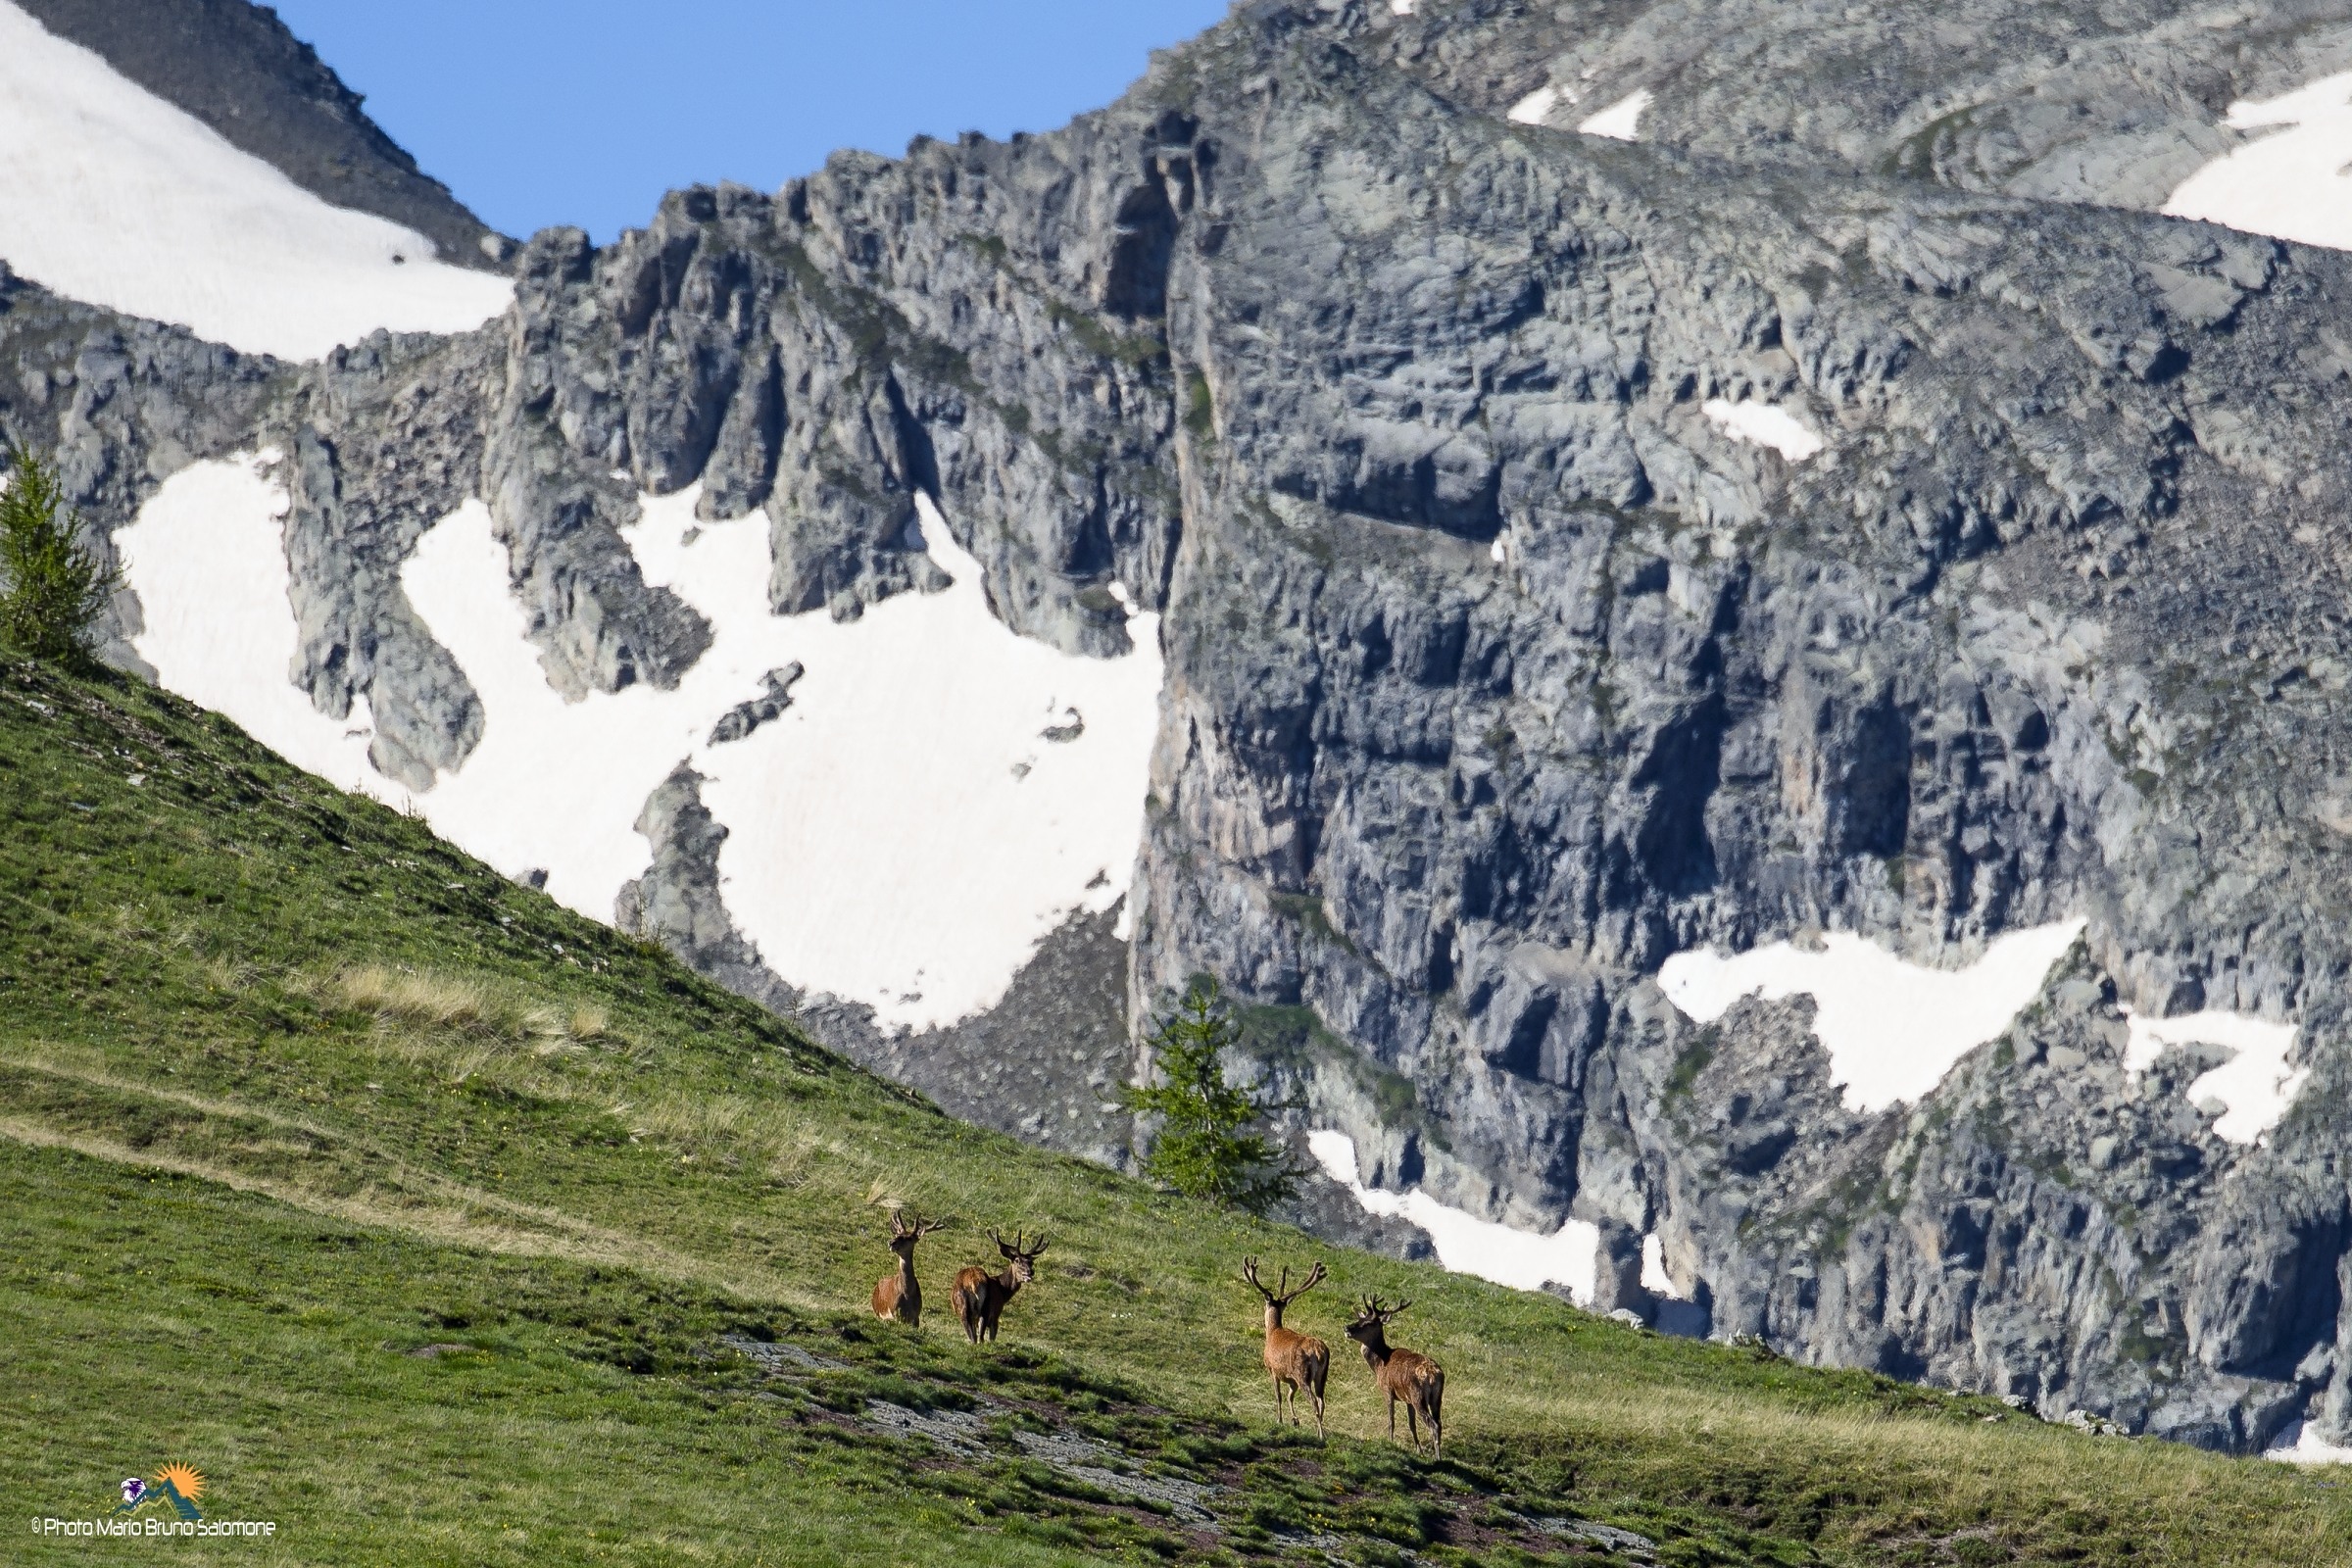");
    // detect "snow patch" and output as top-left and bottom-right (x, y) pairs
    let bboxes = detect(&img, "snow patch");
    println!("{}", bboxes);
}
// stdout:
(1307, 1130), (1599, 1300)
(1702, 398), (1826, 462)
(2121, 1007), (2306, 1146)
(1657, 921), (2085, 1114)
(114, 451), (380, 791)
(690, 494), (1162, 1030)
(2164, 71), (2352, 252)
(0, 0), (511, 359)
(1389, 0), (1418, 13)
(1579, 89), (1652, 141)
(386, 498), (725, 935)
(120, 466), (1163, 1031)
(2267, 1421), (2352, 1466)
(1508, 85), (1560, 125)
(1640, 1232), (1690, 1300)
